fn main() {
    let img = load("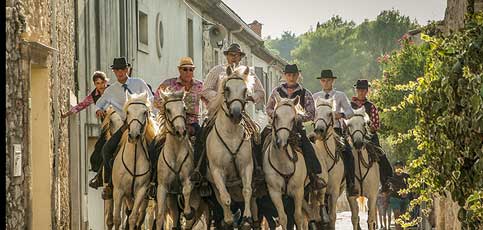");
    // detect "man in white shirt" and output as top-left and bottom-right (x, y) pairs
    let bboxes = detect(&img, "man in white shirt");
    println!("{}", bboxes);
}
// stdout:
(313, 69), (359, 196)
(96, 57), (154, 199)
